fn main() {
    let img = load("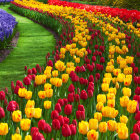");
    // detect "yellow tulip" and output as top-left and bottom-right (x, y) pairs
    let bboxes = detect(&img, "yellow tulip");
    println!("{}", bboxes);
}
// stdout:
(44, 100), (51, 109)
(12, 110), (22, 122)
(44, 83), (52, 91)
(89, 119), (98, 130)
(97, 94), (106, 104)
(18, 88), (27, 98)
(25, 108), (35, 118)
(45, 89), (53, 98)
(99, 122), (107, 133)
(0, 123), (8, 135)
(25, 91), (32, 100)
(122, 87), (131, 97)
(101, 83), (109, 92)
(79, 121), (89, 135)
(38, 91), (46, 99)
(120, 115), (128, 124)
(96, 102), (104, 112)
(107, 120), (117, 132)
(127, 100), (137, 113)
(87, 129), (99, 140)
(20, 119), (31, 131)
(107, 99), (115, 108)
(35, 75), (42, 85)
(25, 100), (35, 108)
(118, 126), (128, 139)
(12, 134), (22, 140)
(34, 108), (42, 119)
(25, 135), (32, 140)
(62, 74), (69, 83)
(52, 70), (58, 77)
(94, 112), (102, 122)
